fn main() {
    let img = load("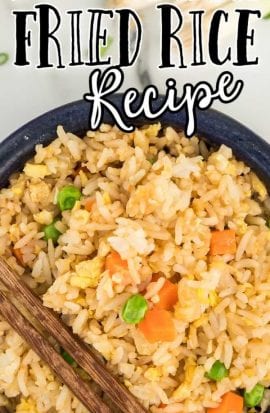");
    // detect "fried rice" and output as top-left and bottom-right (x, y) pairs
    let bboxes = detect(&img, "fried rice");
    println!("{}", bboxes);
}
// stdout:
(1, 123), (270, 413)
